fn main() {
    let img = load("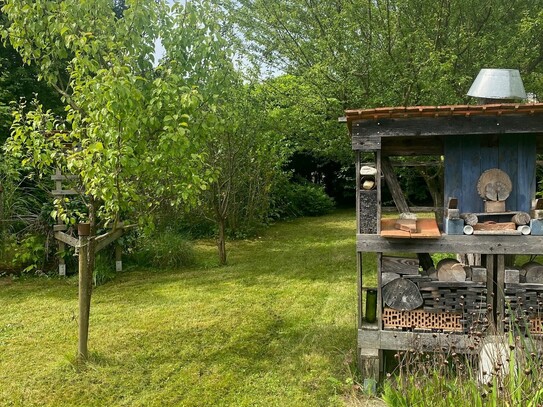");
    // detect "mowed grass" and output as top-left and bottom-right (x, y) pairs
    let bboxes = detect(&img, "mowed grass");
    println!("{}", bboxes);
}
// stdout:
(0, 210), (380, 407)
